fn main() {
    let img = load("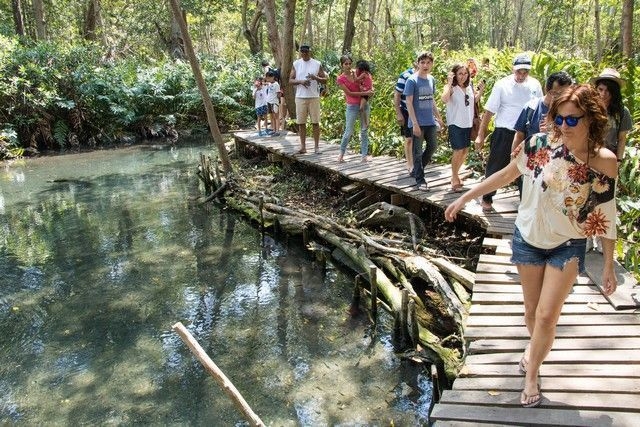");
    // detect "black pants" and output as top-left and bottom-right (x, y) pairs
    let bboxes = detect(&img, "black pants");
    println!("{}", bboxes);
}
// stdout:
(482, 127), (515, 204)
